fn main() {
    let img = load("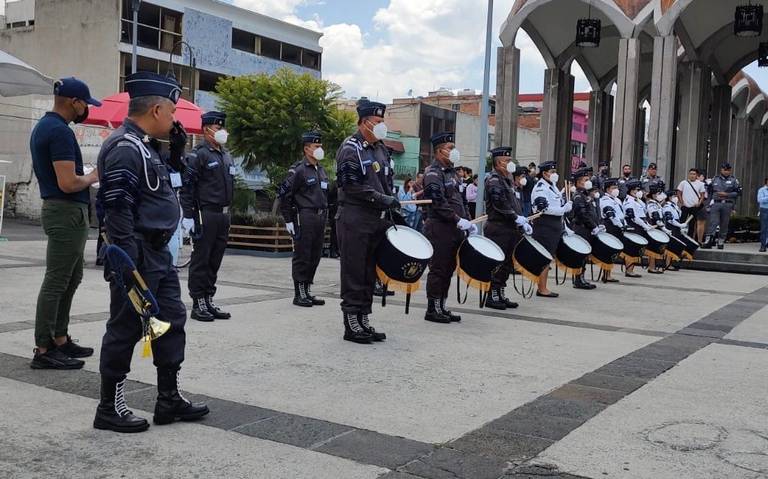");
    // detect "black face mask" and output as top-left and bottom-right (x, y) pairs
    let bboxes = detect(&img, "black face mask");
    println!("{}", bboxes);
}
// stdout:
(73, 101), (89, 124)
